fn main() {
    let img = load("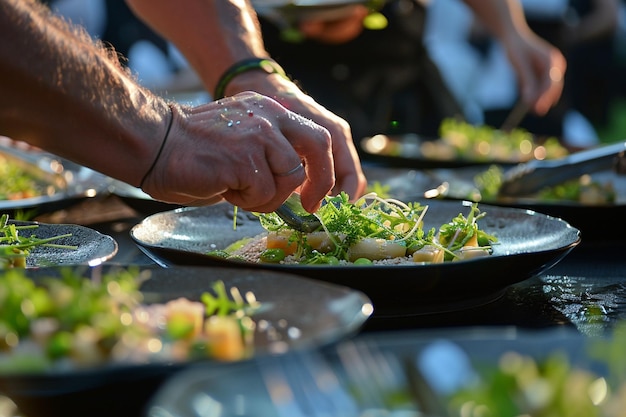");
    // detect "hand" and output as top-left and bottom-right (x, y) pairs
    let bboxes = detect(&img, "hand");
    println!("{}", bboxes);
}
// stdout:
(297, 5), (370, 44)
(502, 30), (567, 116)
(224, 72), (368, 202)
(141, 92), (336, 213)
